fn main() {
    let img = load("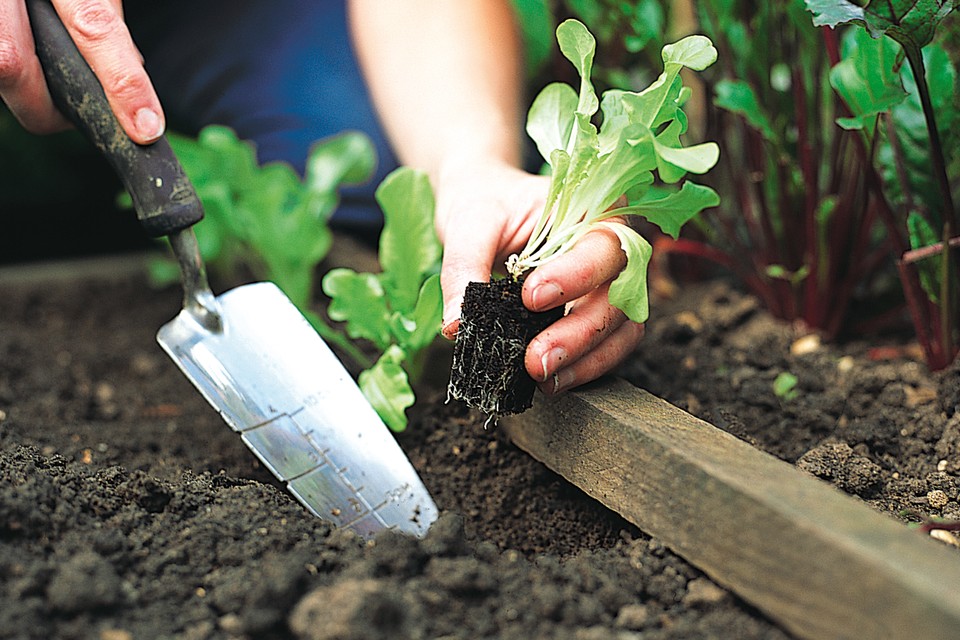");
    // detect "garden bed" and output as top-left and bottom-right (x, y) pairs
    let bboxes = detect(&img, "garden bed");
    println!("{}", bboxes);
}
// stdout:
(0, 248), (957, 639)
